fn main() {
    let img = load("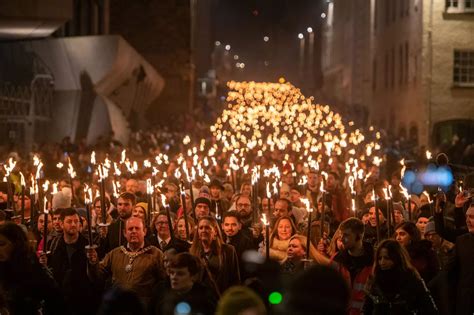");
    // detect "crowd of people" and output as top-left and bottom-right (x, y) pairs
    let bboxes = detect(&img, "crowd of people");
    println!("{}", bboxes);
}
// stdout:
(0, 100), (473, 315)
